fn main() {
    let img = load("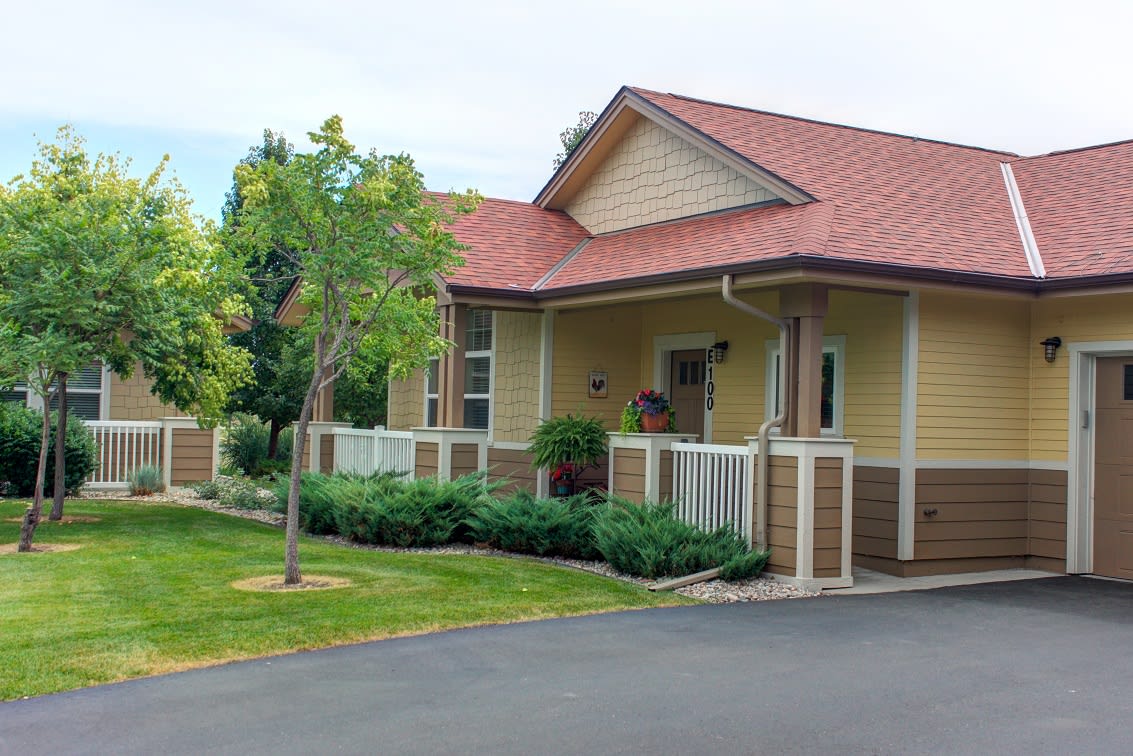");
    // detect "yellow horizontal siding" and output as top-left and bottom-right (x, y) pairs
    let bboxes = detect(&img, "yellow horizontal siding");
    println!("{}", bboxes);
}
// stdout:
(917, 293), (1029, 460)
(1030, 292), (1133, 461)
(551, 304), (644, 430)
